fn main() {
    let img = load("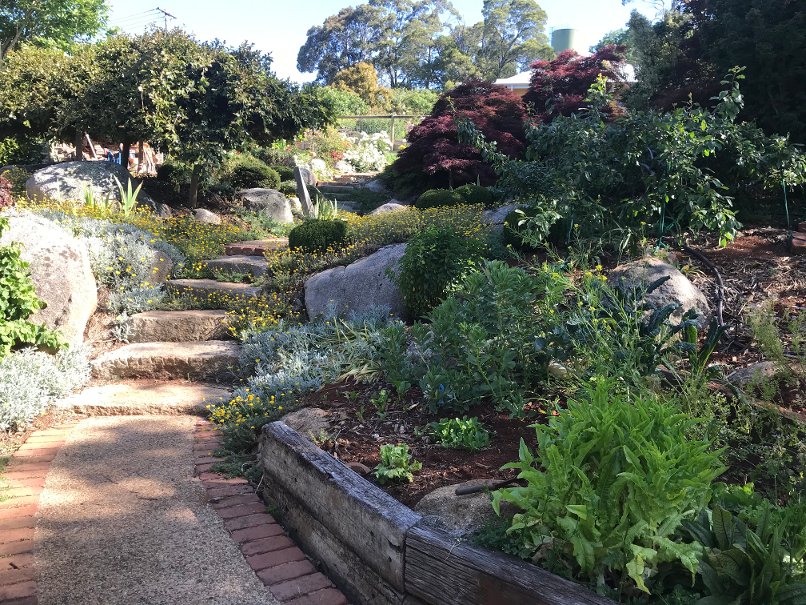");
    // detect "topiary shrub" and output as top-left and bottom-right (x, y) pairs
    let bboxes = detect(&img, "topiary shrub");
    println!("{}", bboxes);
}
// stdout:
(288, 219), (348, 253)
(414, 189), (465, 210)
(227, 155), (280, 190)
(272, 165), (295, 182)
(279, 180), (297, 196)
(454, 184), (497, 206)
(0, 176), (13, 210)
(397, 225), (486, 318)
